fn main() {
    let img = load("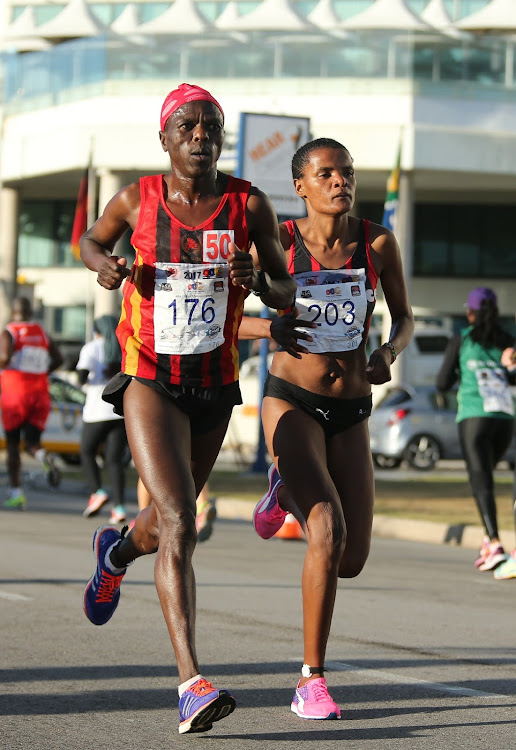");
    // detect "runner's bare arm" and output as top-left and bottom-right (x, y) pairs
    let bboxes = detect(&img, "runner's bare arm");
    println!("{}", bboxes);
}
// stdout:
(228, 187), (296, 309)
(80, 183), (140, 290)
(238, 310), (315, 359)
(366, 226), (414, 385)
